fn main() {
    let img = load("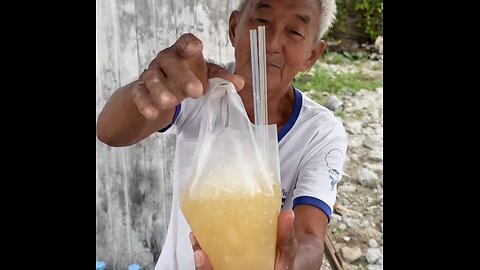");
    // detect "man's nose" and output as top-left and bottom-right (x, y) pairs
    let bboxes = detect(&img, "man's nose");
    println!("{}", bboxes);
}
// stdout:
(265, 26), (285, 53)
